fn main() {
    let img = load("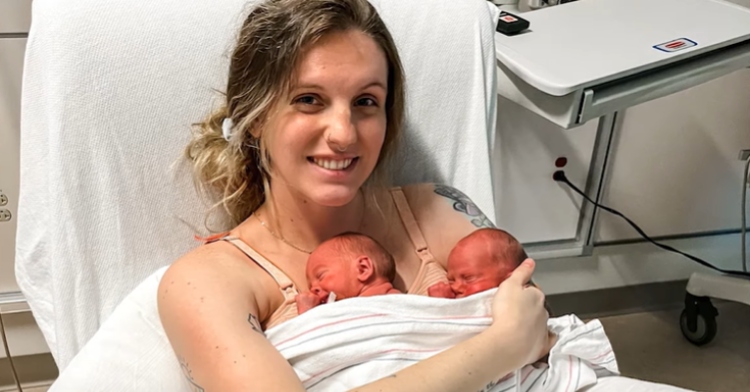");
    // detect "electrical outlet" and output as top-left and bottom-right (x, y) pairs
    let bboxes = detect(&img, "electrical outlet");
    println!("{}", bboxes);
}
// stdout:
(0, 209), (11, 222)
(739, 149), (750, 161)
(0, 193), (7, 206)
